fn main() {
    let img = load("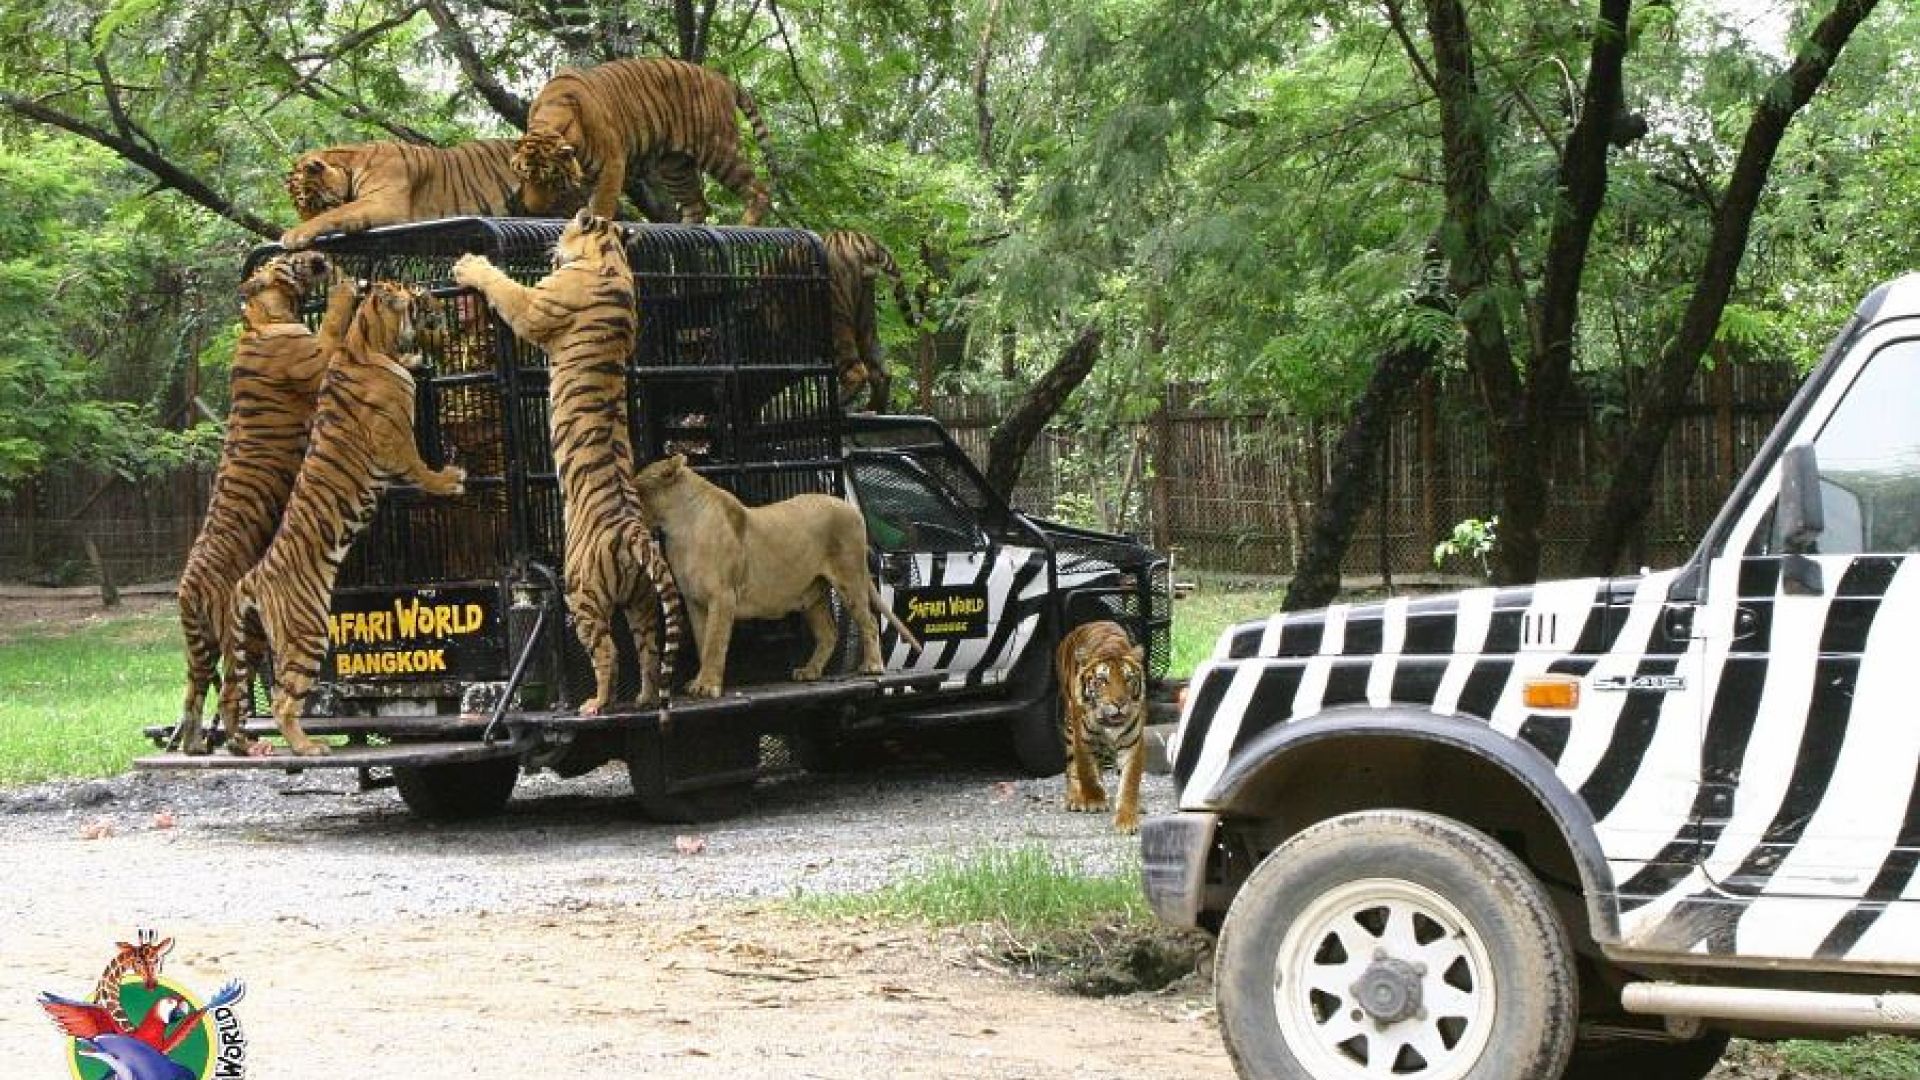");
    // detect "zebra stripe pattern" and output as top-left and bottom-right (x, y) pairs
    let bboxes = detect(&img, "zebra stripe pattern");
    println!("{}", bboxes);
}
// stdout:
(1171, 556), (1920, 966)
